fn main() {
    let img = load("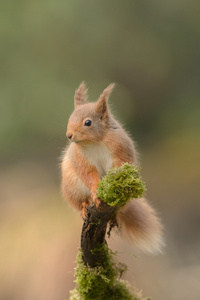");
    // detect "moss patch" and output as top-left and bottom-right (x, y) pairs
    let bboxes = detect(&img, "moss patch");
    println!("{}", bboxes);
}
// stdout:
(97, 163), (146, 208)
(69, 245), (138, 300)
